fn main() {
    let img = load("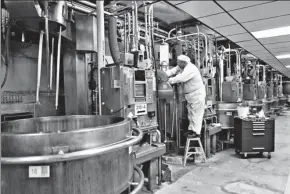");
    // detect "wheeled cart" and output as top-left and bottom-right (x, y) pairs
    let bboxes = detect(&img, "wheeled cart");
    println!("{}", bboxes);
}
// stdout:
(234, 117), (275, 159)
